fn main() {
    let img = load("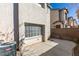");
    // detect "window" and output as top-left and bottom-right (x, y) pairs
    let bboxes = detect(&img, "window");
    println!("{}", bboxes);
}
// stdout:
(25, 25), (41, 37)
